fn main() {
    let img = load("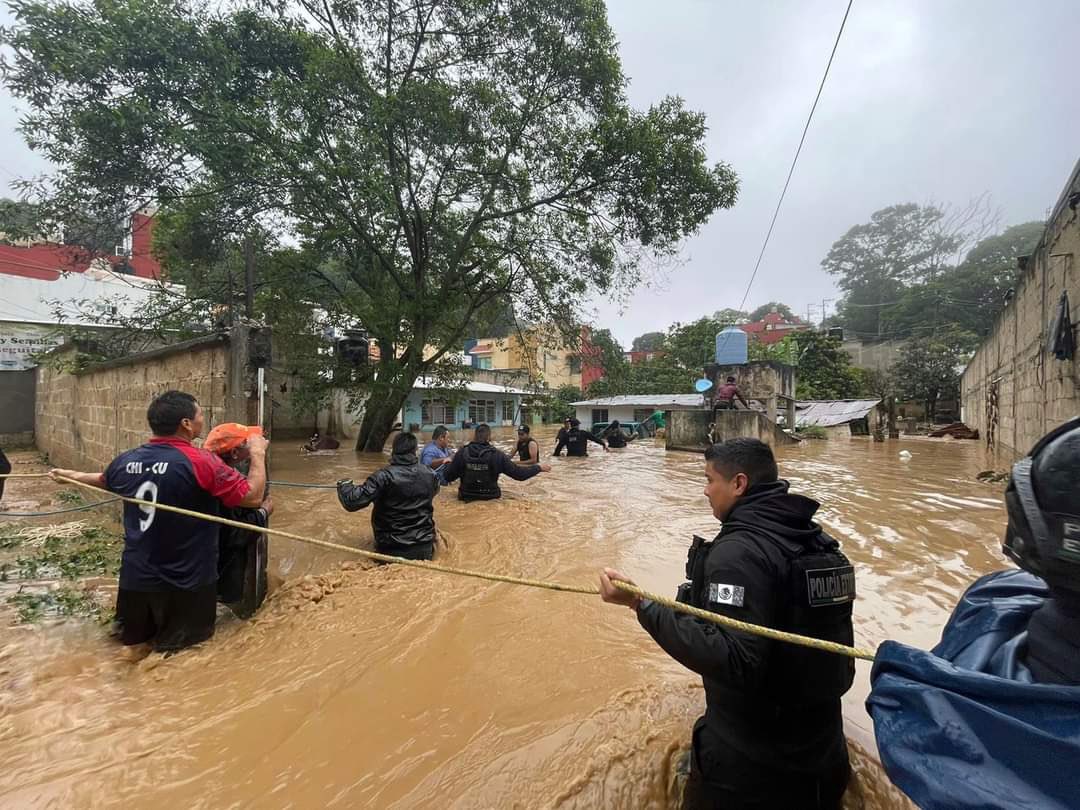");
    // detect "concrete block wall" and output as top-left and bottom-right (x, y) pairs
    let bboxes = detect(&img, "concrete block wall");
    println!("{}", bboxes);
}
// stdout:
(36, 337), (230, 471)
(961, 159), (1080, 458)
